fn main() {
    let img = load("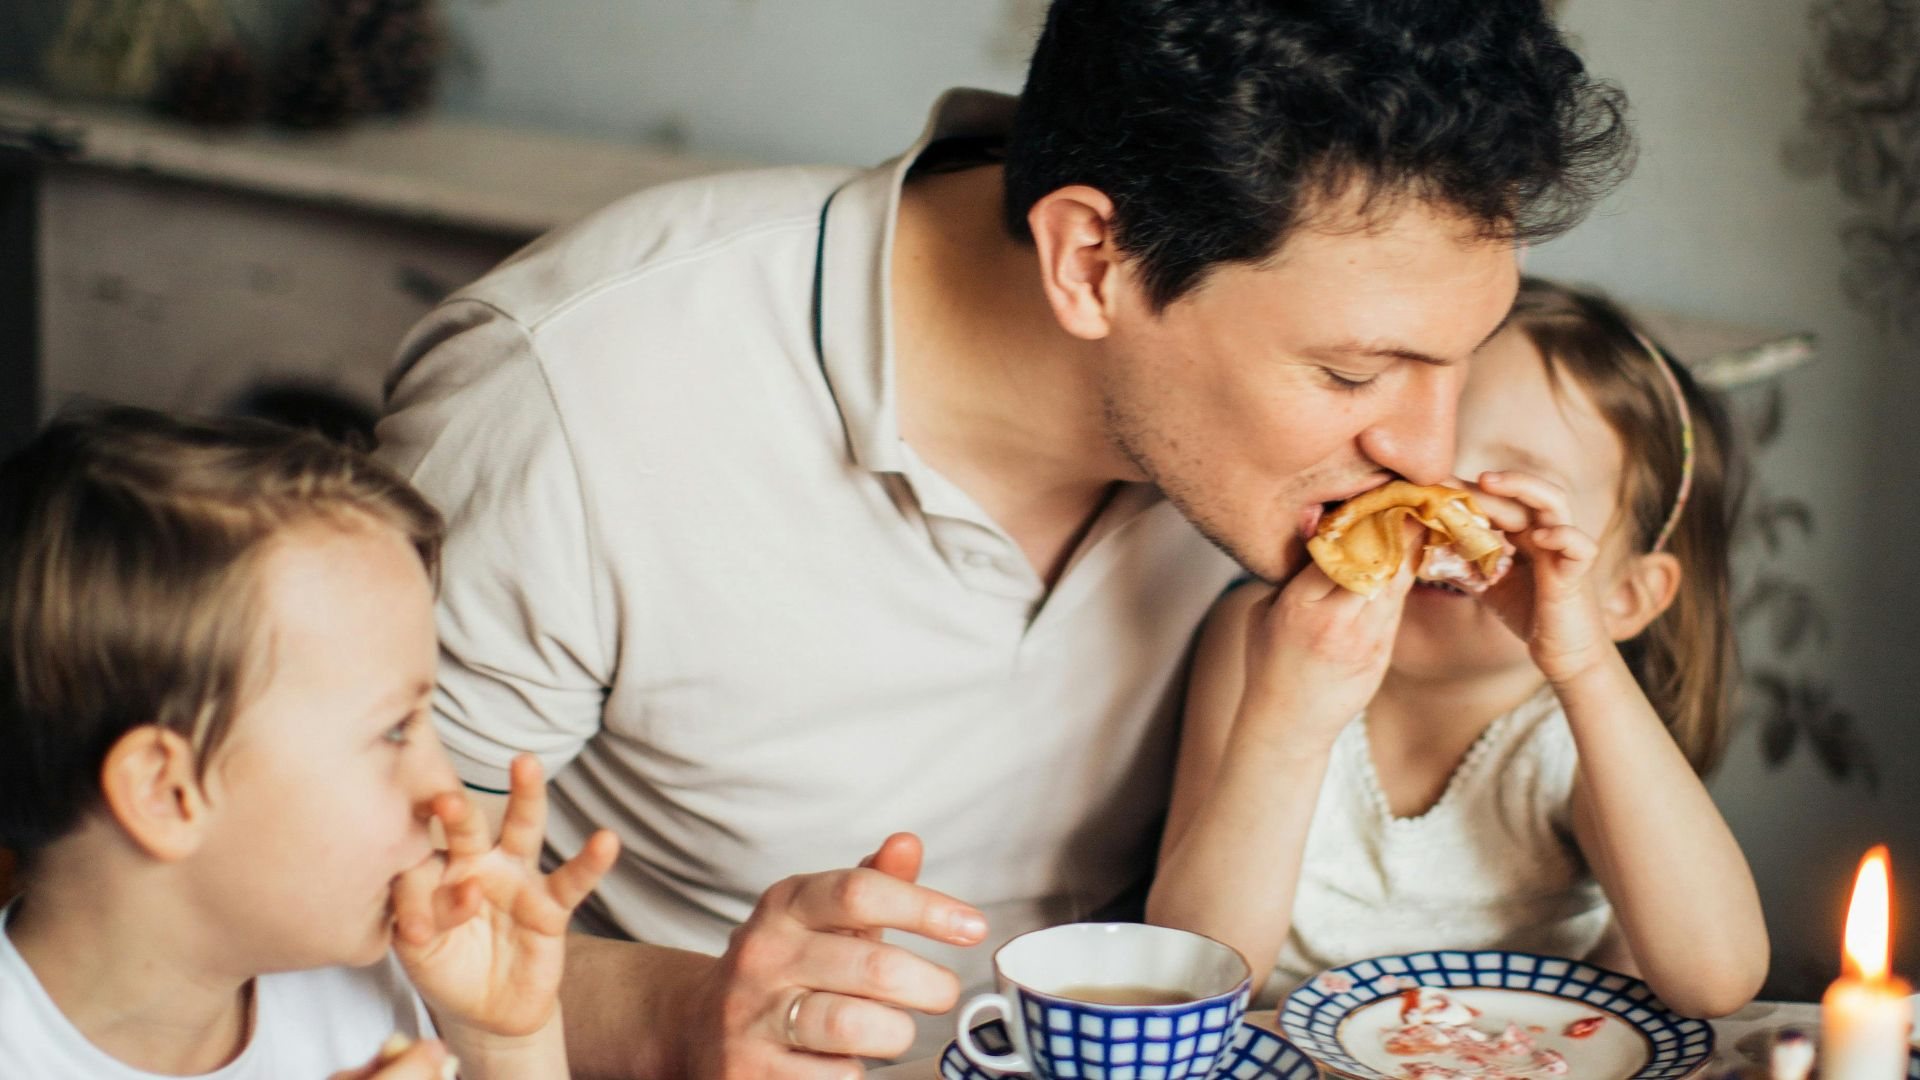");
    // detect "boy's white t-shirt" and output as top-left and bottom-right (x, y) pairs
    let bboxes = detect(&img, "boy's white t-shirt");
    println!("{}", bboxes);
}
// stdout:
(0, 903), (435, 1078)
